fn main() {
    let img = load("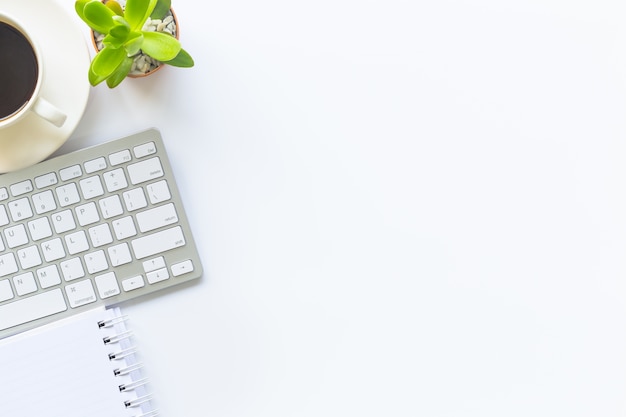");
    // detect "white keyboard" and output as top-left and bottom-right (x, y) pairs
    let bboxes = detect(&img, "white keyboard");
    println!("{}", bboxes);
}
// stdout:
(0, 129), (202, 338)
